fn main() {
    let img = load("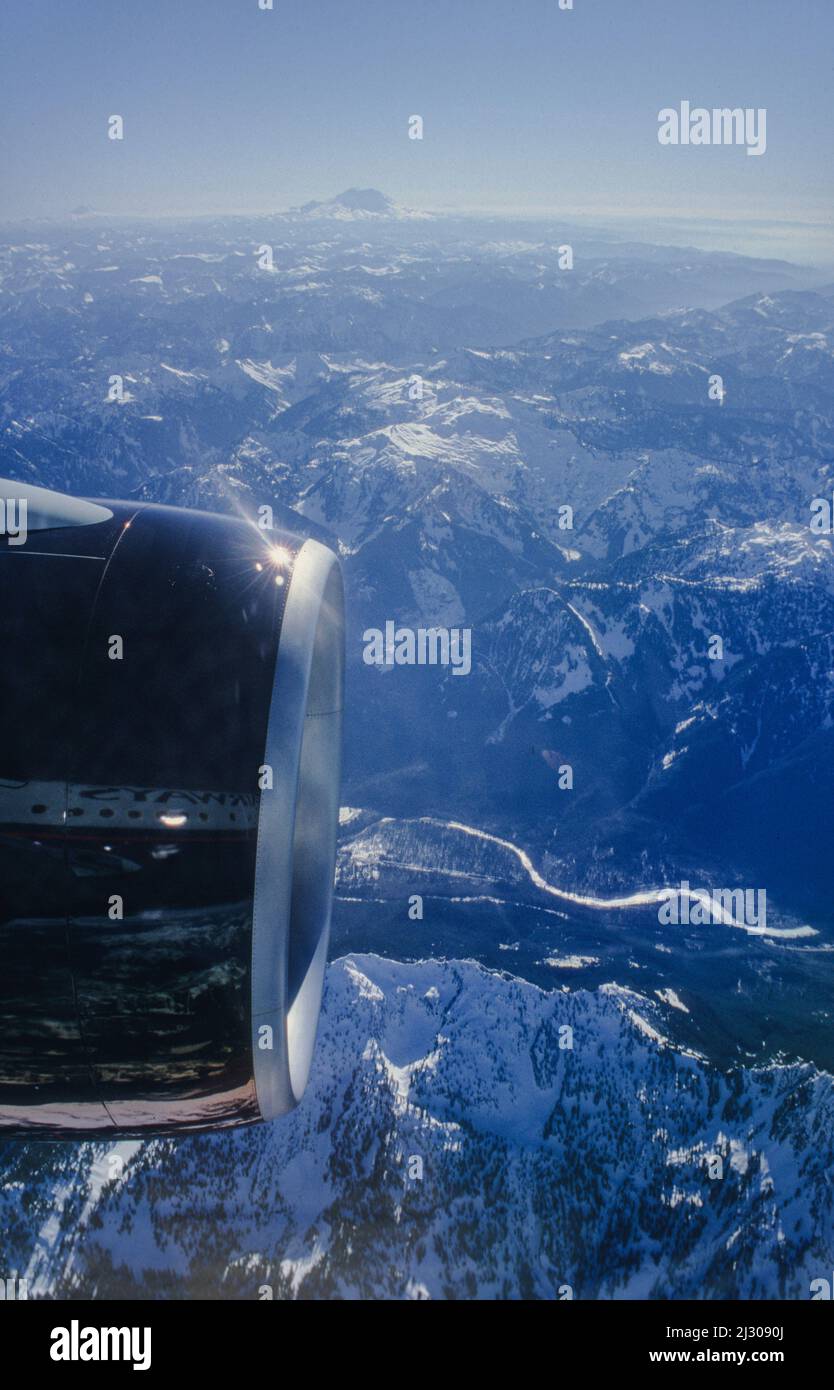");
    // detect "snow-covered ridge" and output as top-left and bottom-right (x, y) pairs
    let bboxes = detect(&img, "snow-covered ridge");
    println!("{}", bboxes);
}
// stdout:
(5, 953), (833, 1300)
